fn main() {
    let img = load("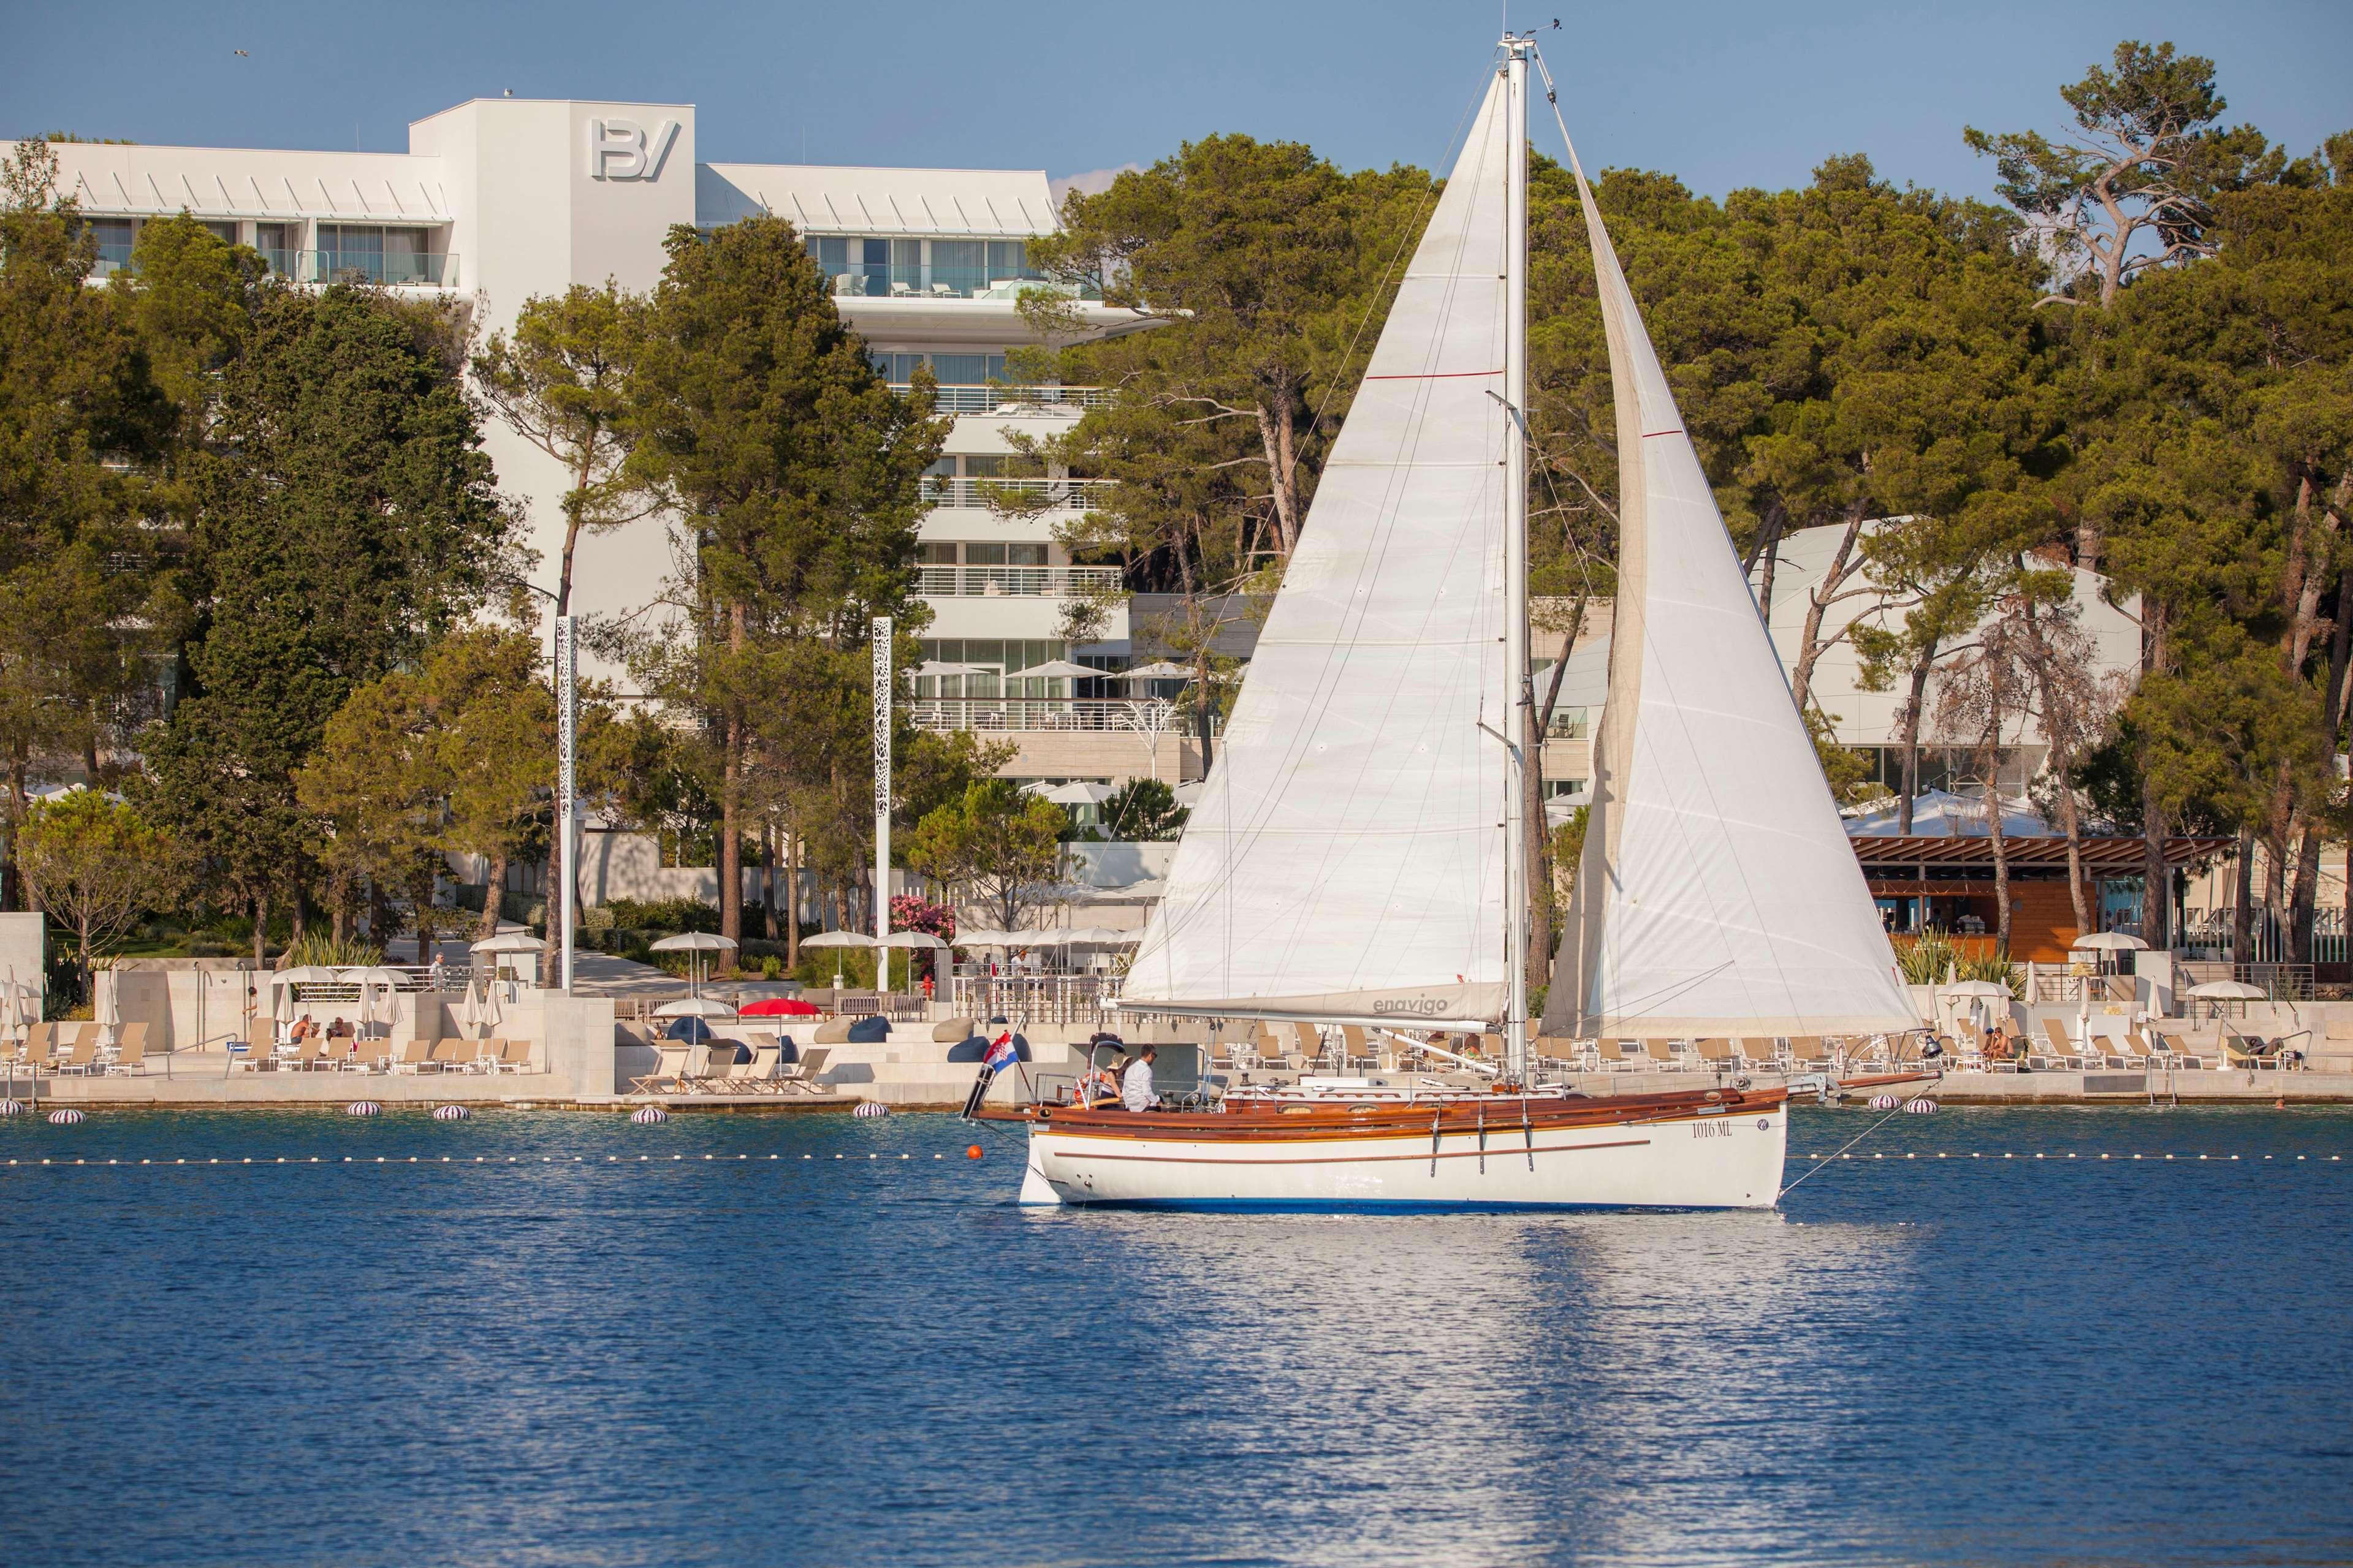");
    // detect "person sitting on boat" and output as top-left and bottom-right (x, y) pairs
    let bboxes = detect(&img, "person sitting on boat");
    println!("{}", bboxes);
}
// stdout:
(1122, 1045), (1160, 1113)
(1075, 1055), (1120, 1107)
